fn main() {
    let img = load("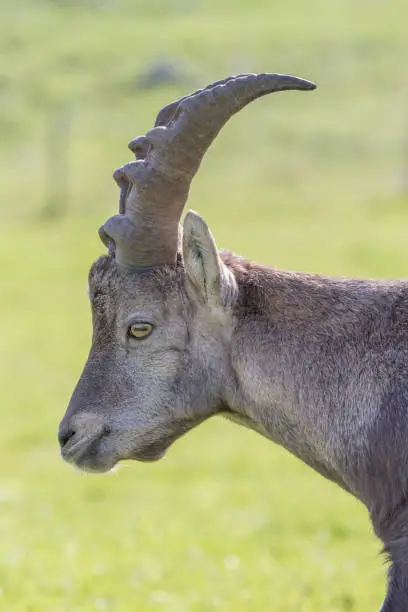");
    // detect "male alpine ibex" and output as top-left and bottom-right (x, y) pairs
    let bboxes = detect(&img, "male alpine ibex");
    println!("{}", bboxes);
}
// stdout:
(59, 73), (408, 611)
